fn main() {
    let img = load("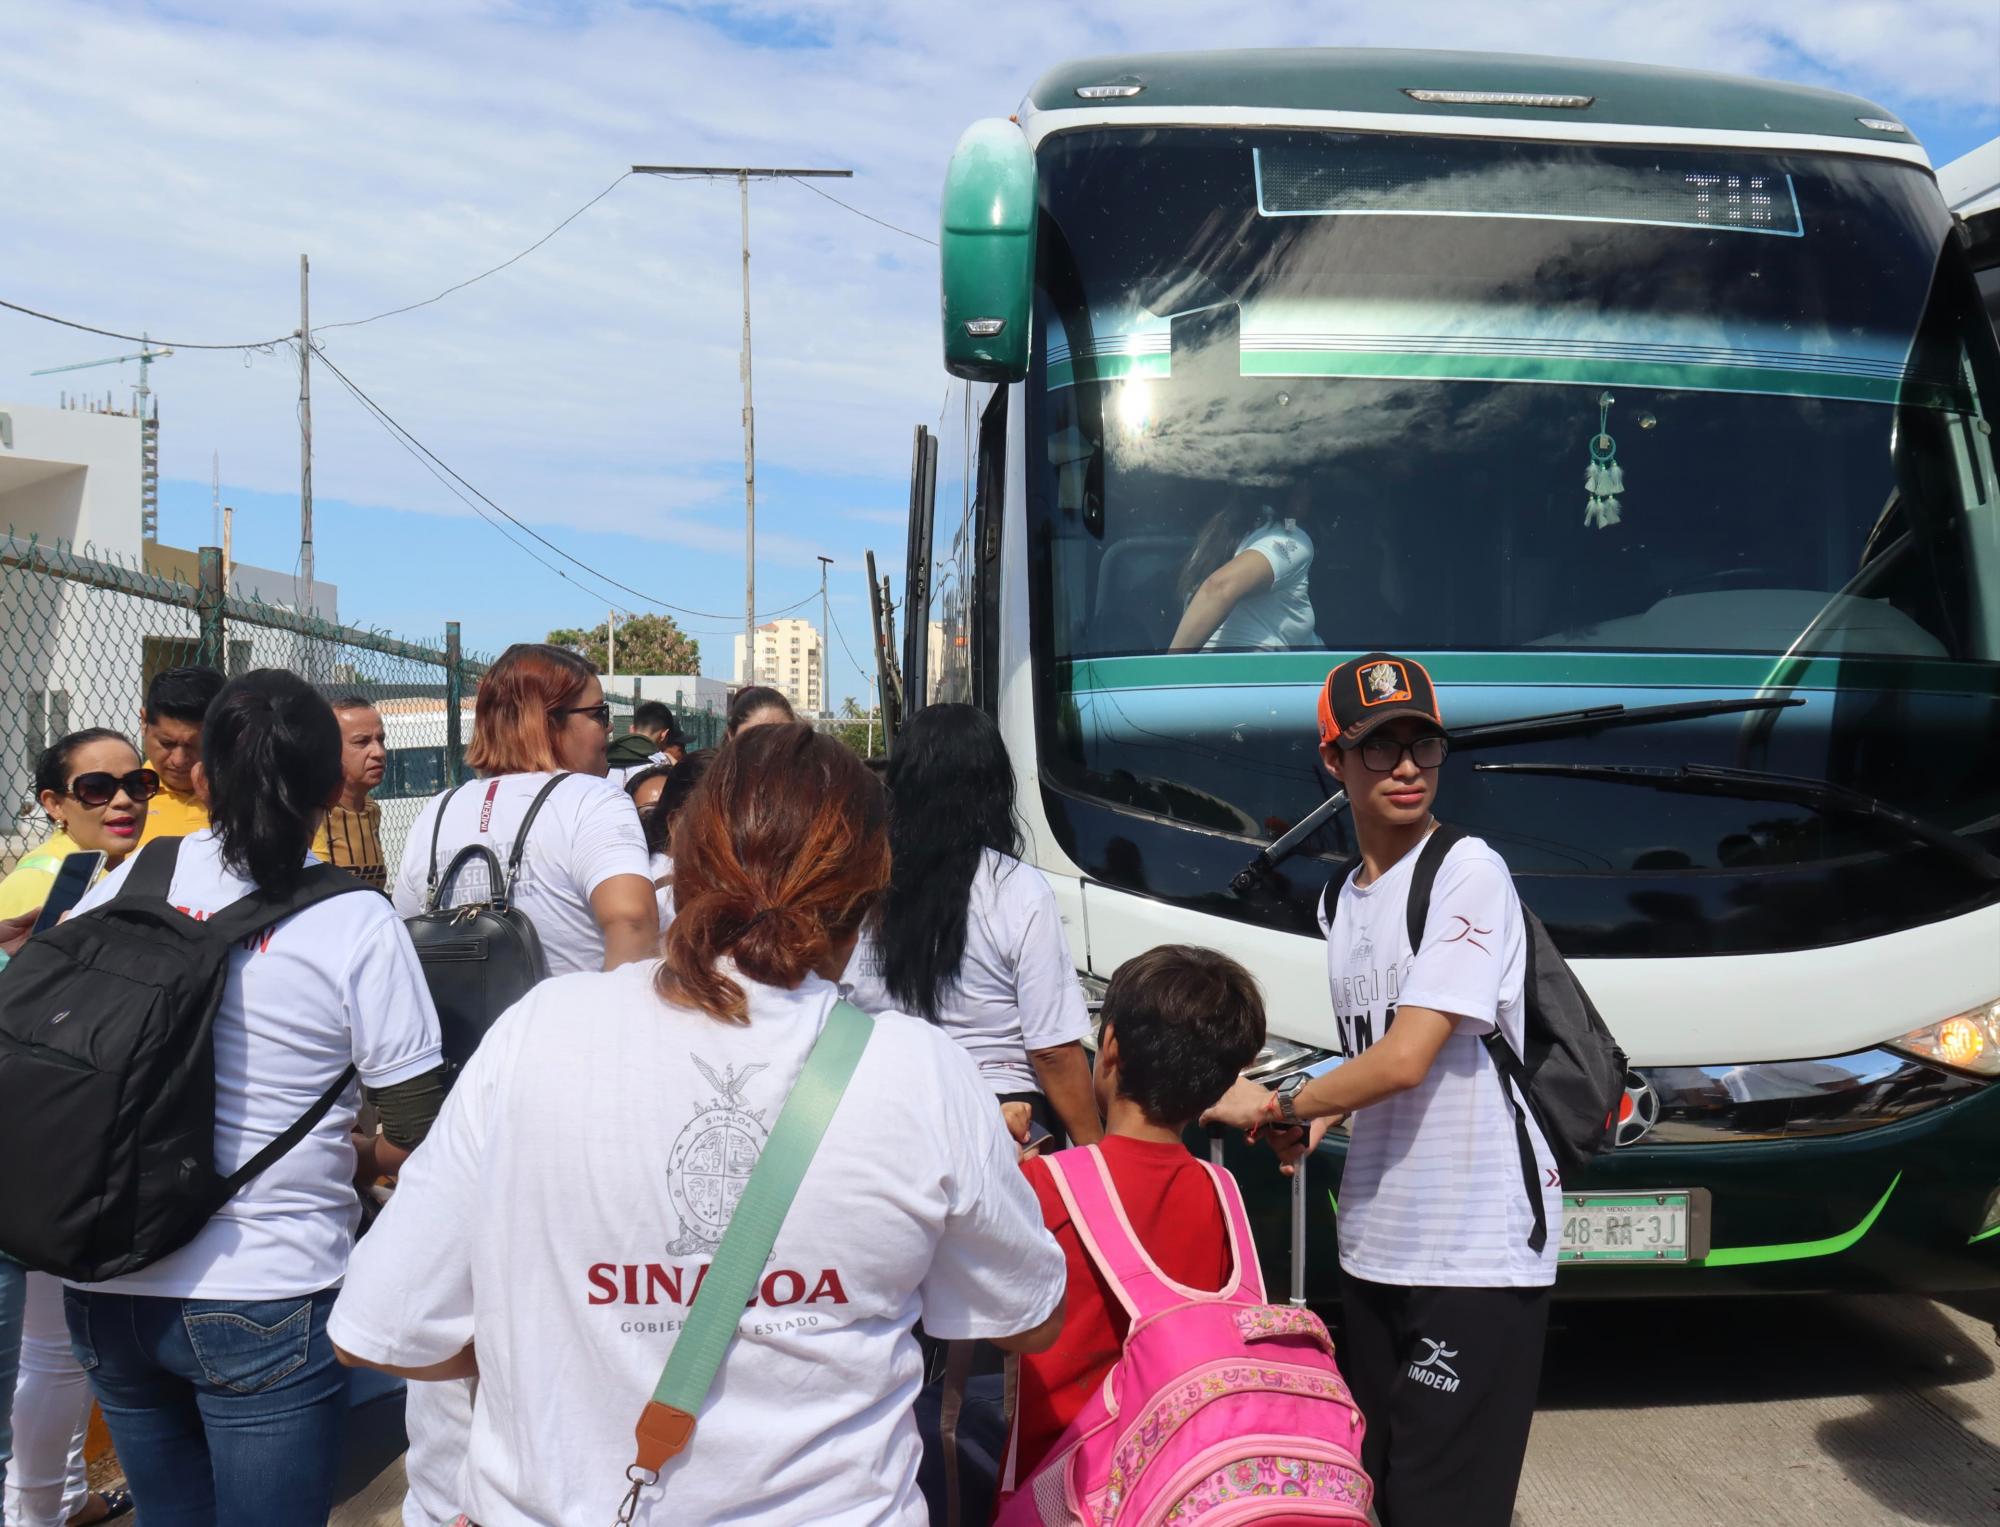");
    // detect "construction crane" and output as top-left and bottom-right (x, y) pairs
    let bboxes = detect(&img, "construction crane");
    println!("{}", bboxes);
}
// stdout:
(32, 335), (173, 541)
